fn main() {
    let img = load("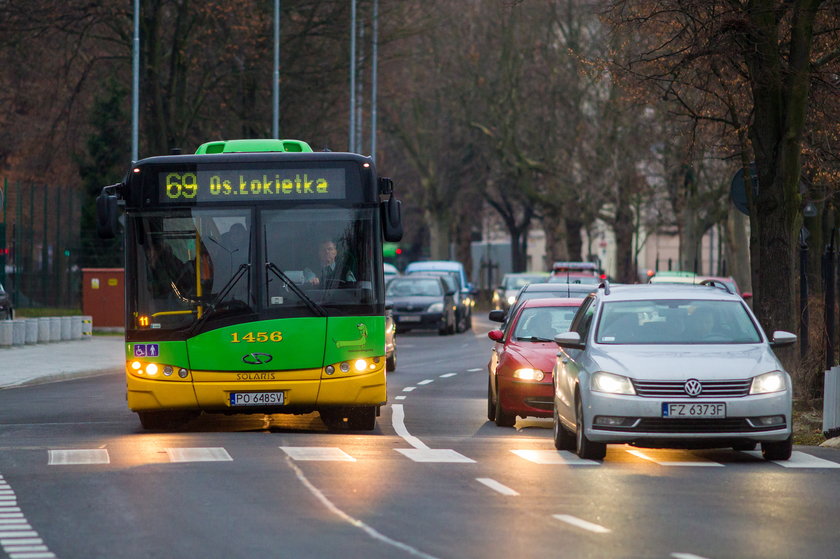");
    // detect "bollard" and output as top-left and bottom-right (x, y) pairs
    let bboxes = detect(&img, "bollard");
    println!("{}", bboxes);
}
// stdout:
(38, 317), (51, 343)
(49, 317), (61, 342)
(0, 321), (13, 348)
(71, 316), (83, 340)
(60, 316), (72, 340)
(12, 320), (26, 346)
(81, 316), (93, 339)
(25, 319), (38, 344)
